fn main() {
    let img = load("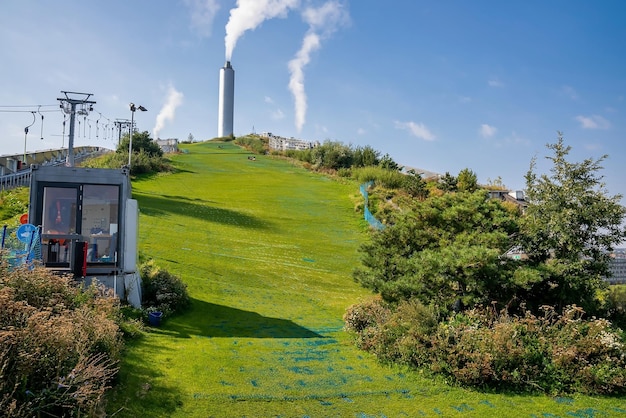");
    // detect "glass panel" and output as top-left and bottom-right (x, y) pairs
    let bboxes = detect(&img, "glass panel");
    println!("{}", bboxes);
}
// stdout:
(42, 187), (78, 266)
(82, 185), (119, 263)
(42, 187), (78, 235)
